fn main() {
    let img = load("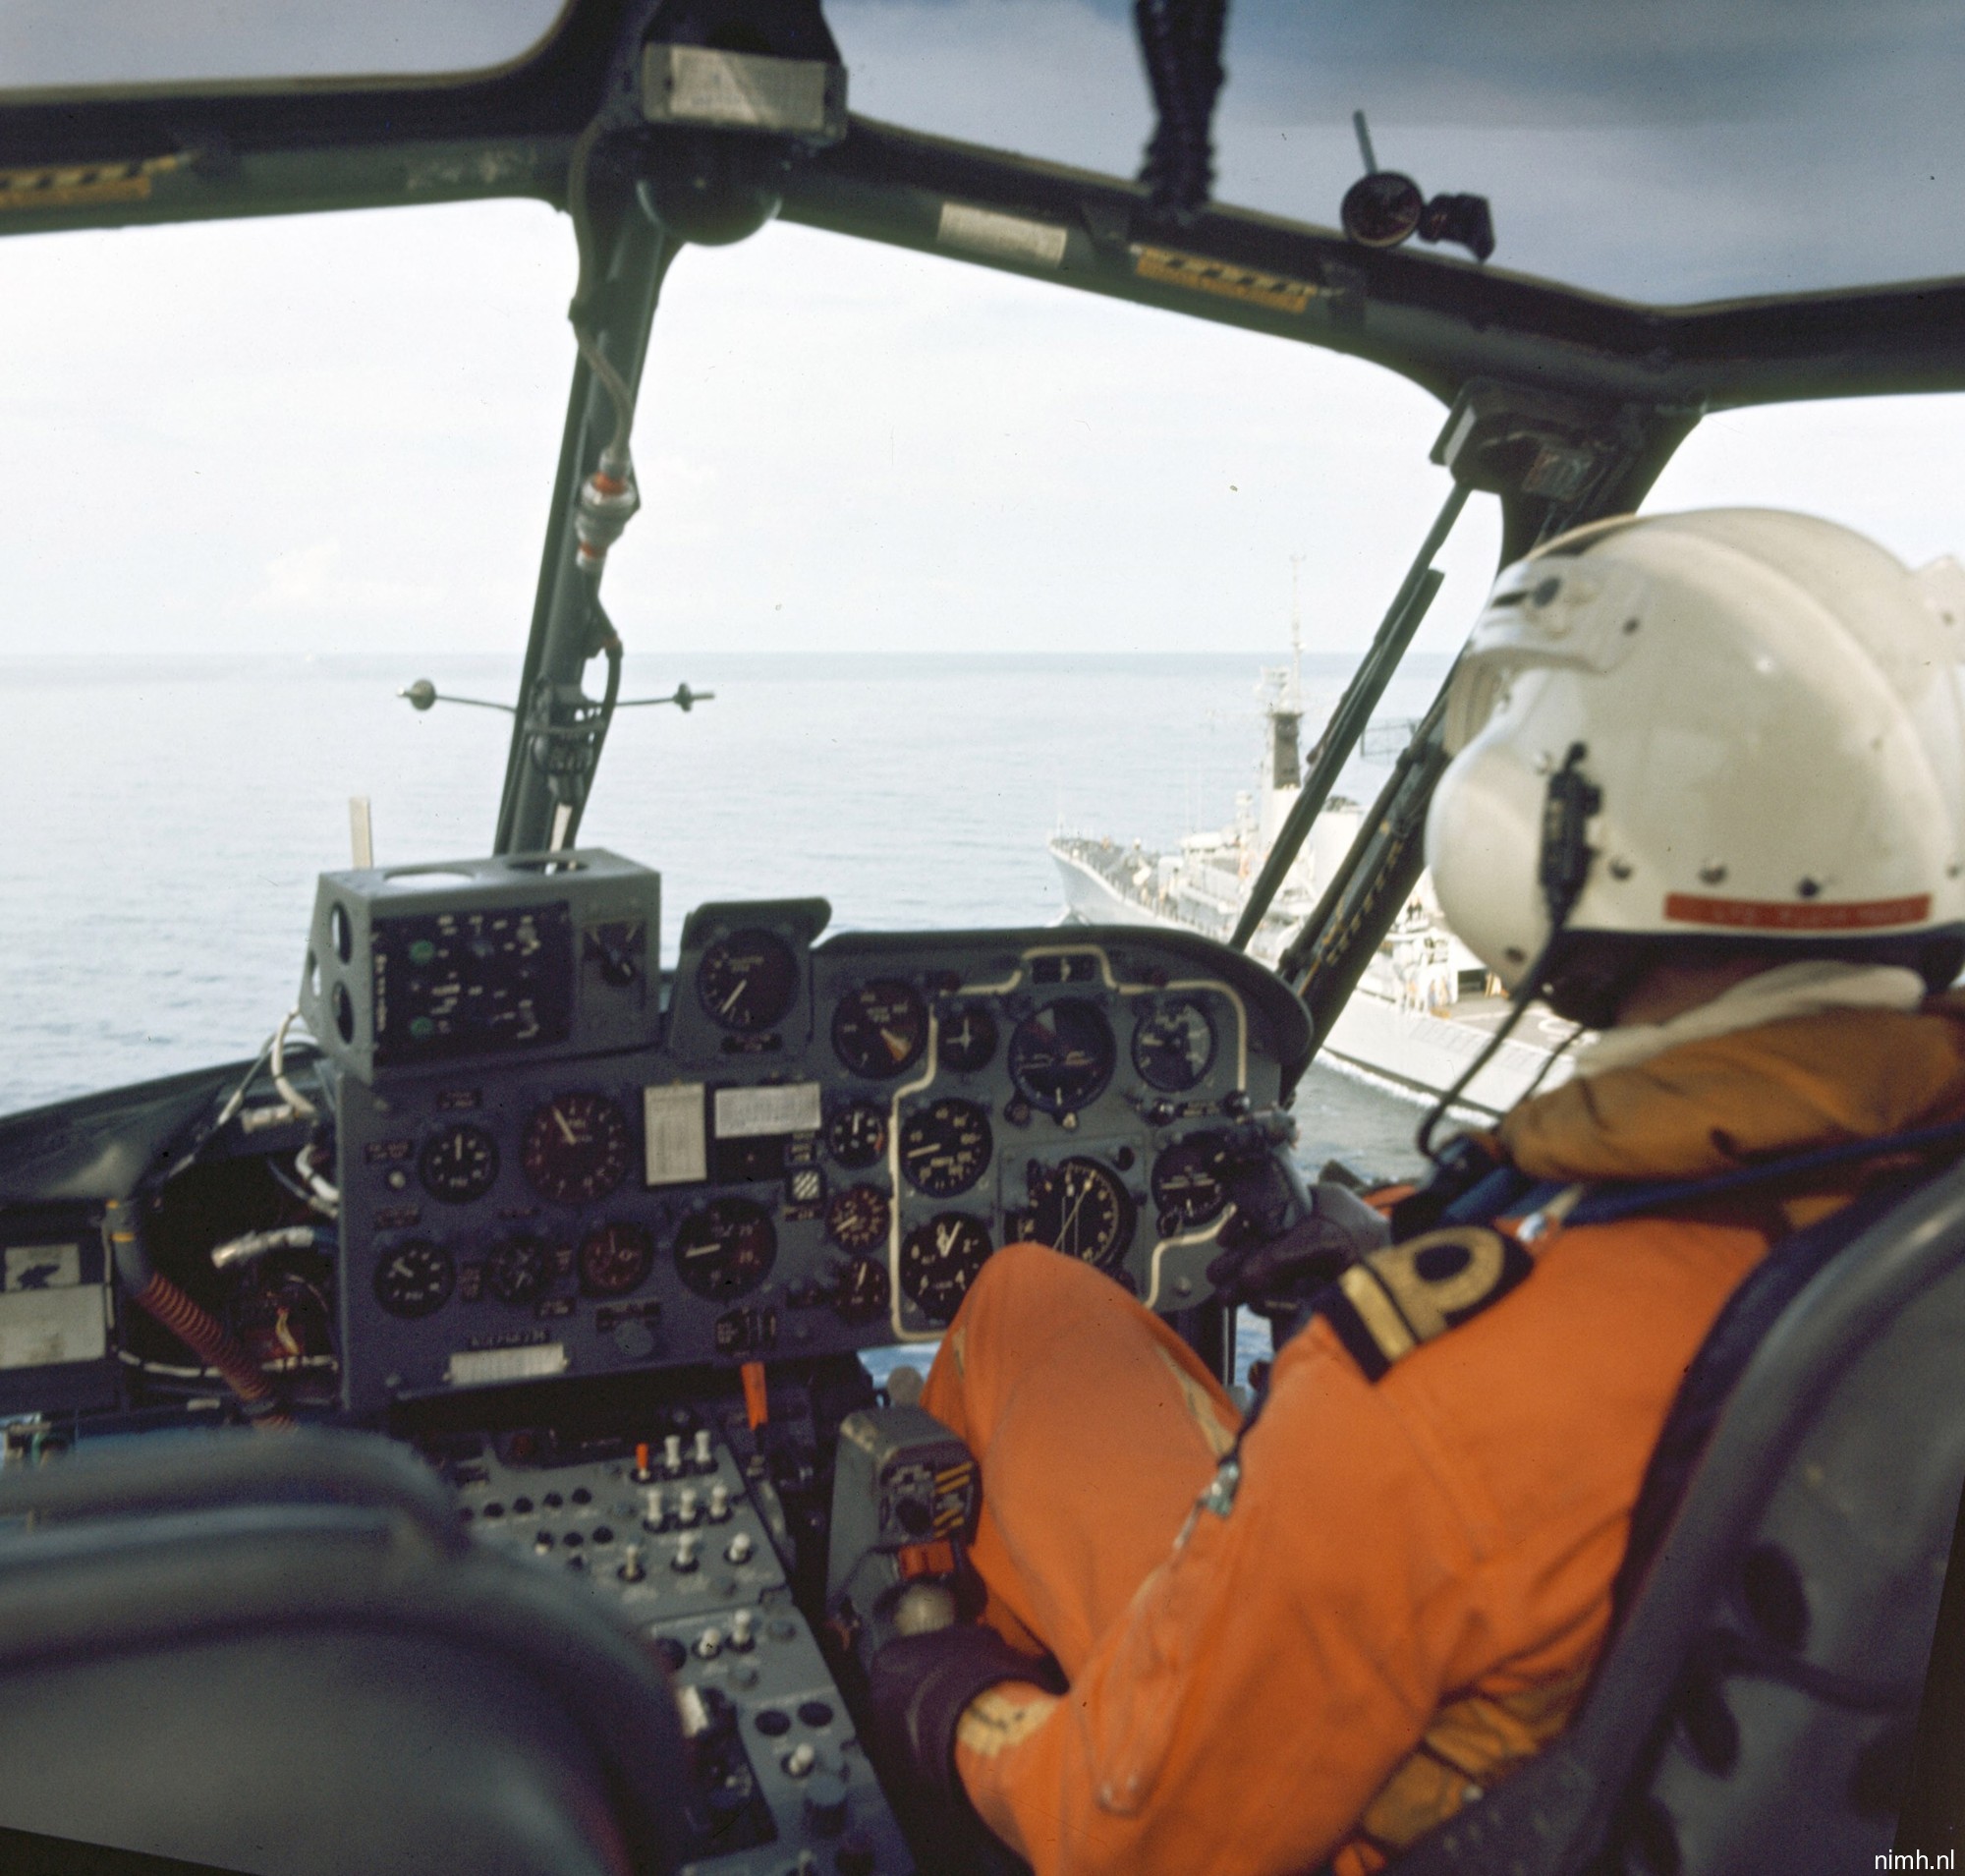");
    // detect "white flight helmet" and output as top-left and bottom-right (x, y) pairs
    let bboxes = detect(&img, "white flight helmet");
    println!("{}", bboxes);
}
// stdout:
(1427, 508), (1965, 1019)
